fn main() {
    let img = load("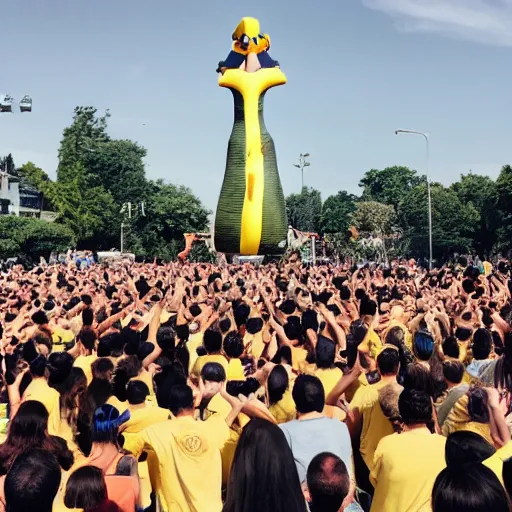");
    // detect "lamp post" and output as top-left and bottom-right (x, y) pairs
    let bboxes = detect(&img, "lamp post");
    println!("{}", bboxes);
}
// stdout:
(395, 129), (432, 270)
(293, 153), (311, 190)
